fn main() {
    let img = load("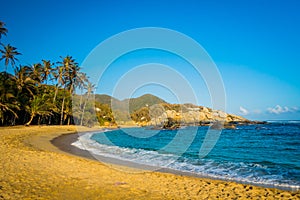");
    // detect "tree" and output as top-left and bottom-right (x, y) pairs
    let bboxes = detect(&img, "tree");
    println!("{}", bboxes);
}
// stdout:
(56, 56), (83, 125)
(52, 65), (64, 102)
(0, 72), (20, 125)
(80, 81), (95, 126)
(31, 63), (43, 84)
(77, 72), (88, 109)
(0, 21), (8, 39)
(63, 96), (73, 125)
(13, 65), (35, 96)
(0, 44), (21, 71)
(60, 55), (80, 95)
(25, 93), (54, 126)
(41, 60), (53, 84)
(56, 56), (76, 125)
